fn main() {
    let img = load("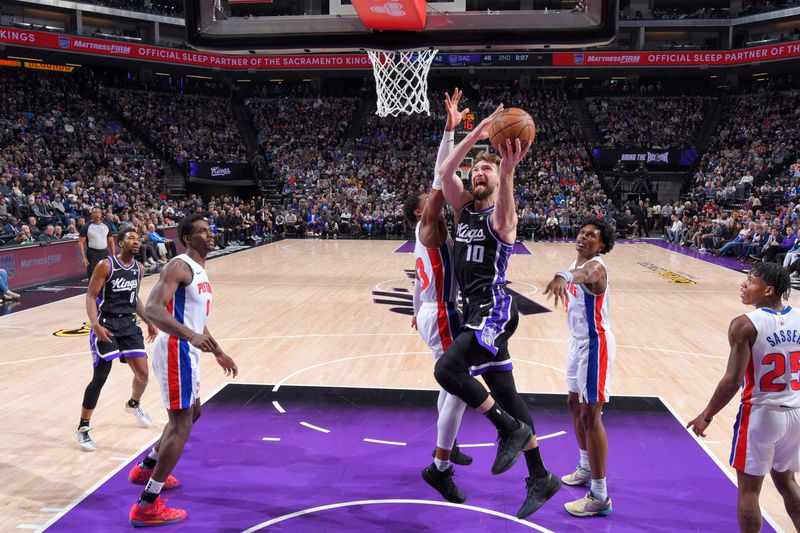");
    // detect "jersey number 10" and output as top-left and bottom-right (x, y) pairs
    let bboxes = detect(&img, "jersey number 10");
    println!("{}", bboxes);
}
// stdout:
(466, 244), (485, 263)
